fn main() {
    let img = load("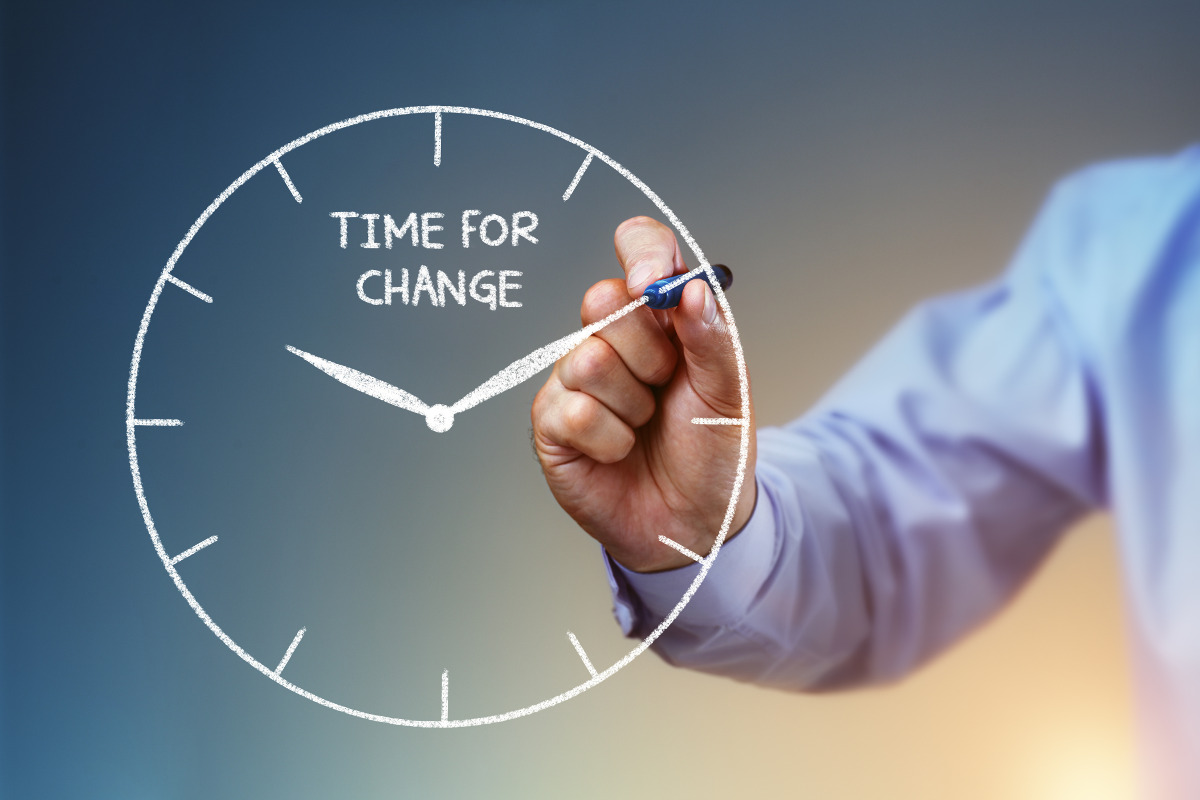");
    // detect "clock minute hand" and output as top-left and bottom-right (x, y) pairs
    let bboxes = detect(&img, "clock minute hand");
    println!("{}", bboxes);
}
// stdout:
(285, 345), (430, 417)
(449, 295), (650, 416)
